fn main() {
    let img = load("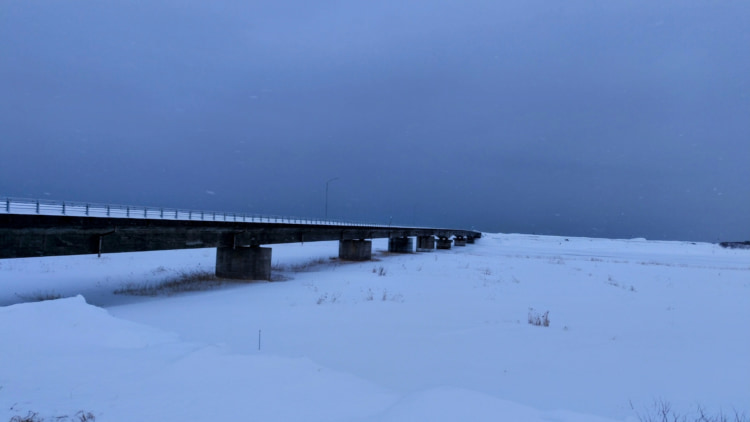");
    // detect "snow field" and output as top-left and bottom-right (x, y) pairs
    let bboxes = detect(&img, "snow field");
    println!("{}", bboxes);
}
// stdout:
(1, 234), (748, 421)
